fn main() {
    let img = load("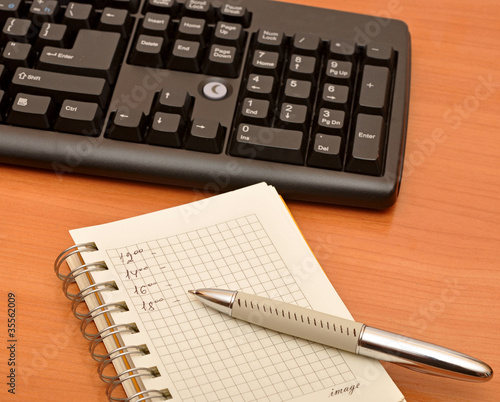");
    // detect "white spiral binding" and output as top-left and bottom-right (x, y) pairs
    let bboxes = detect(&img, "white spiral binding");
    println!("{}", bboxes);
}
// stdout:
(55, 243), (171, 401)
